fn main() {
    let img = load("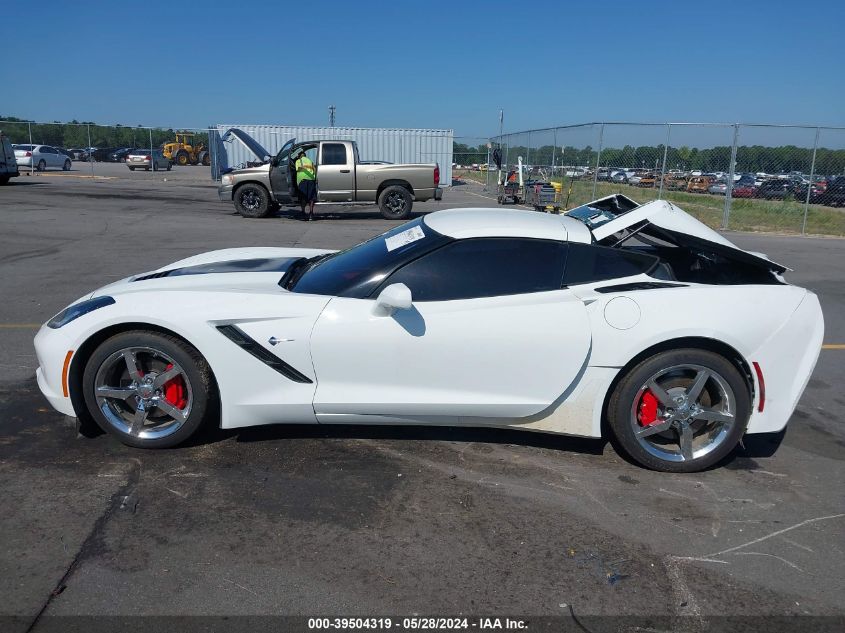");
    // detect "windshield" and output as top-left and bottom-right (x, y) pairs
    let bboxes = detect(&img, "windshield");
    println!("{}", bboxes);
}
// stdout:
(288, 218), (452, 298)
